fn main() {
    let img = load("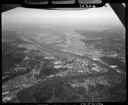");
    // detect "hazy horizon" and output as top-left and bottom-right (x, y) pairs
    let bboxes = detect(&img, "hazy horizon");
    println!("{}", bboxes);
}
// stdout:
(2, 4), (124, 30)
